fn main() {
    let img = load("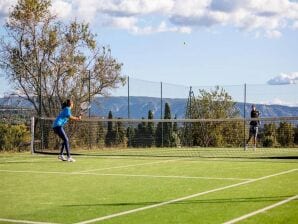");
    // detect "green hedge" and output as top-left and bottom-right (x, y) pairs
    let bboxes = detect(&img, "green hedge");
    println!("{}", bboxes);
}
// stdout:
(0, 123), (30, 151)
